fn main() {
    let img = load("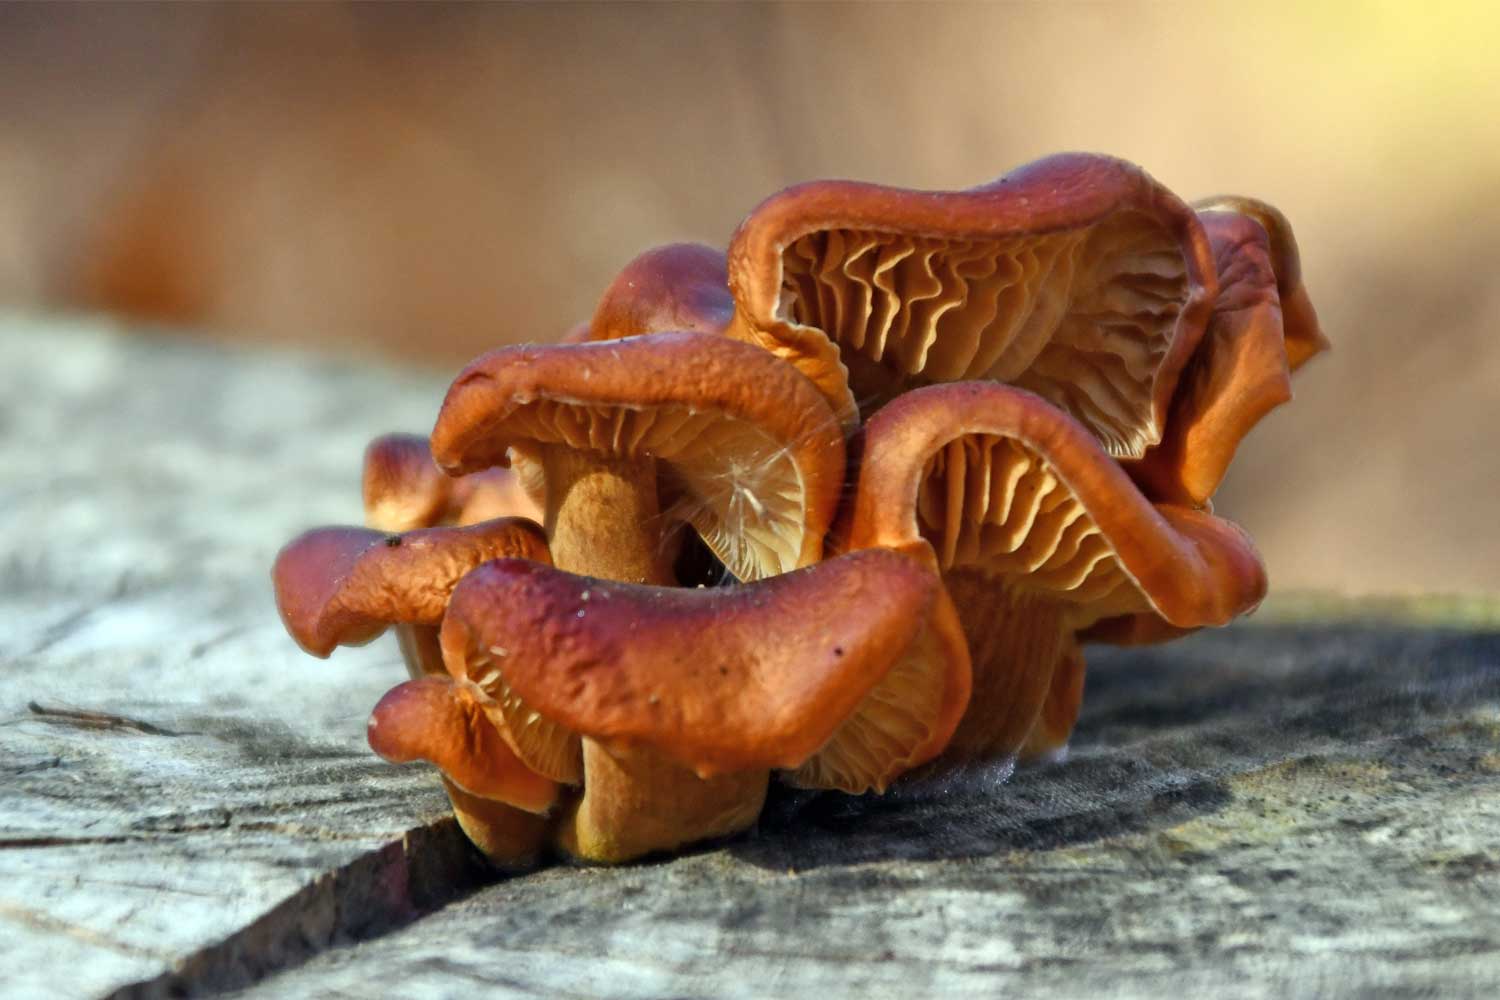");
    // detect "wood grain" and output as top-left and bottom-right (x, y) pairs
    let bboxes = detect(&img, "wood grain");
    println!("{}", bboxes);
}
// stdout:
(3, 314), (1497, 998)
